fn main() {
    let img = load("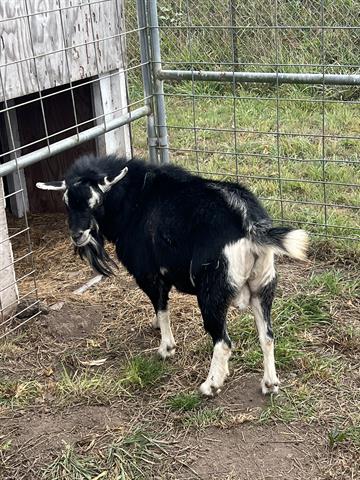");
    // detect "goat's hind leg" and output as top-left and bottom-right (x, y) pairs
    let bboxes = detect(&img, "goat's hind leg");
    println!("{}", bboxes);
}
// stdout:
(249, 252), (280, 394)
